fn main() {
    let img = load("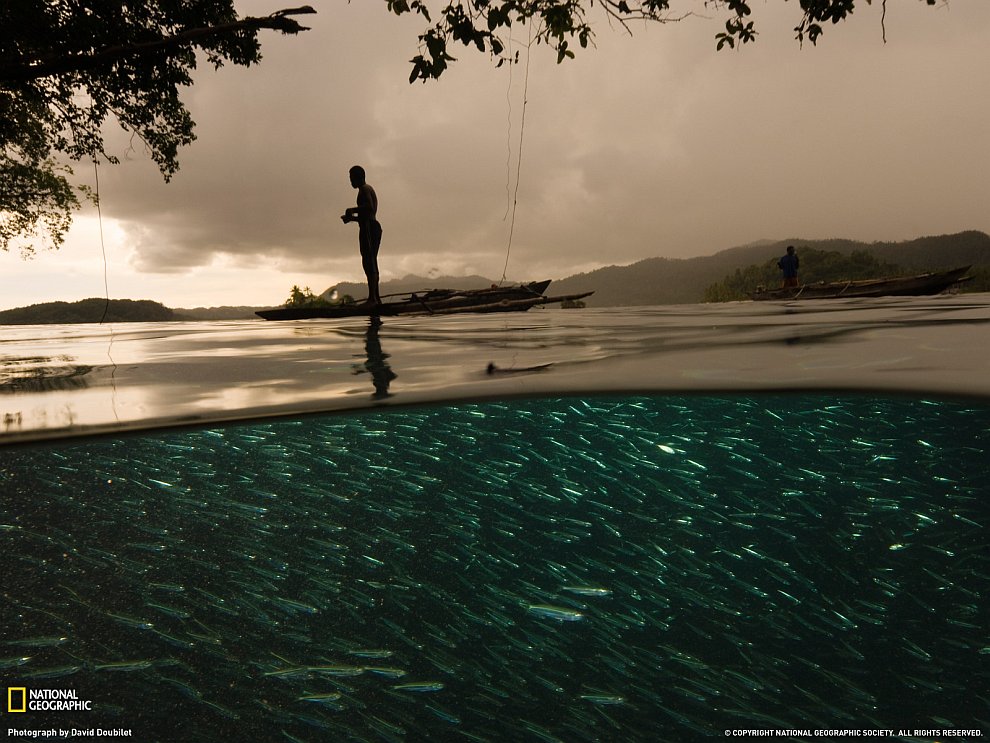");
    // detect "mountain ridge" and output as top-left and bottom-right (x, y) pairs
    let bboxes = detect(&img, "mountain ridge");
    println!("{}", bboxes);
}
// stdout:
(2, 231), (987, 322)
(549, 230), (990, 306)
(323, 231), (990, 307)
